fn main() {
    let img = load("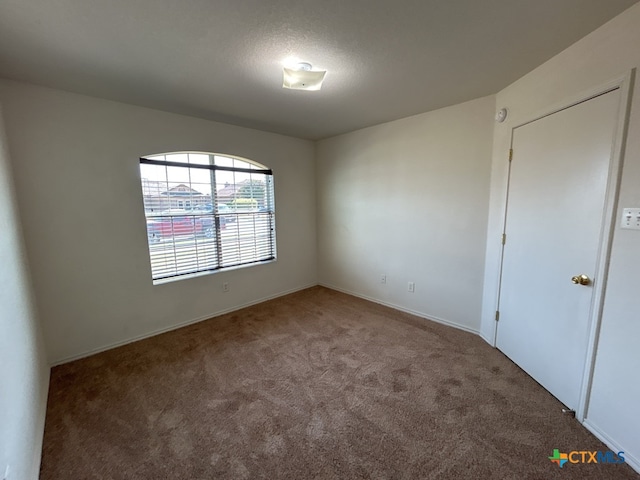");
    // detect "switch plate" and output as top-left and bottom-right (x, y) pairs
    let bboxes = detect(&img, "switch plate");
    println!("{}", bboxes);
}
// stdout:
(222, 282), (229, 292)
(380, 274), (386, 284)
(621, 208), (640, 230)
